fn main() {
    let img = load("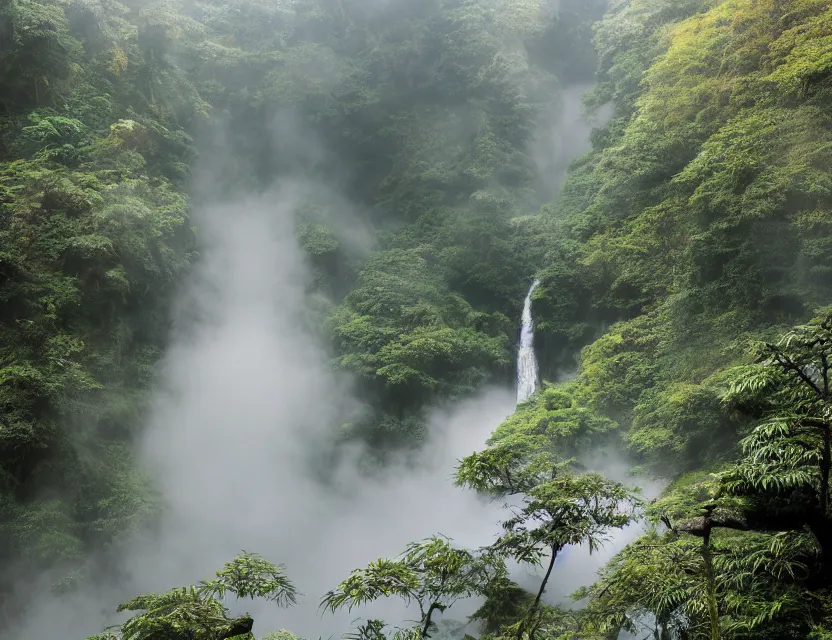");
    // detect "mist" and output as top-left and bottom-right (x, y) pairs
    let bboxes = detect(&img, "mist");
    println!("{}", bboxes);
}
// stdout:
(129, 189), (520, 636)
(136, 173), (508, 632)
(6, 16), (636, 639)
(116, 159), (658, 639)
(11, 131), (653, 640)
(531, 83), (615, 202)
